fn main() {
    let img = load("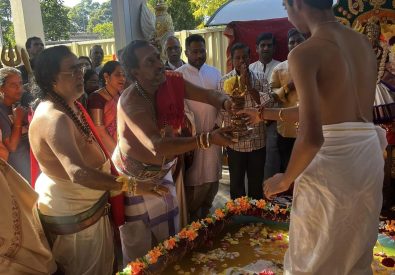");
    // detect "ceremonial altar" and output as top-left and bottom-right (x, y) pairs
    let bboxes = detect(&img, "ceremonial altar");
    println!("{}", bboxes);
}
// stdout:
(119, 197), (395, 275)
